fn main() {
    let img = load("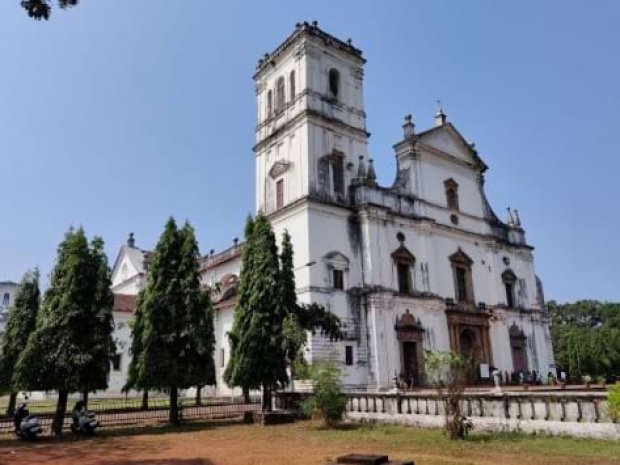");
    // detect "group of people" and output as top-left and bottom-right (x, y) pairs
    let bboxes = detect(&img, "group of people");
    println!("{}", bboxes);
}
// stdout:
(507, 370), (550, 385)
